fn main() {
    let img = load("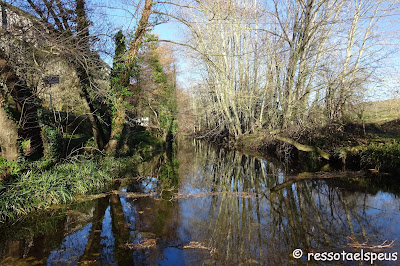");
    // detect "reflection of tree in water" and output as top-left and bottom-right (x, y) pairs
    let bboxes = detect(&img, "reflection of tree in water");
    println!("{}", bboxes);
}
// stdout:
(80, 149), (182, 265)
(78, 196), (109, 263)
(1, 140), (399, 264)
(0, 146), (183, 265)
(134, 148), (180, 192)
(0, 200), (98, 264)
(132, 148), (181, 264)
(188, 143), (280, 264)
(185, 141), (400, 264)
